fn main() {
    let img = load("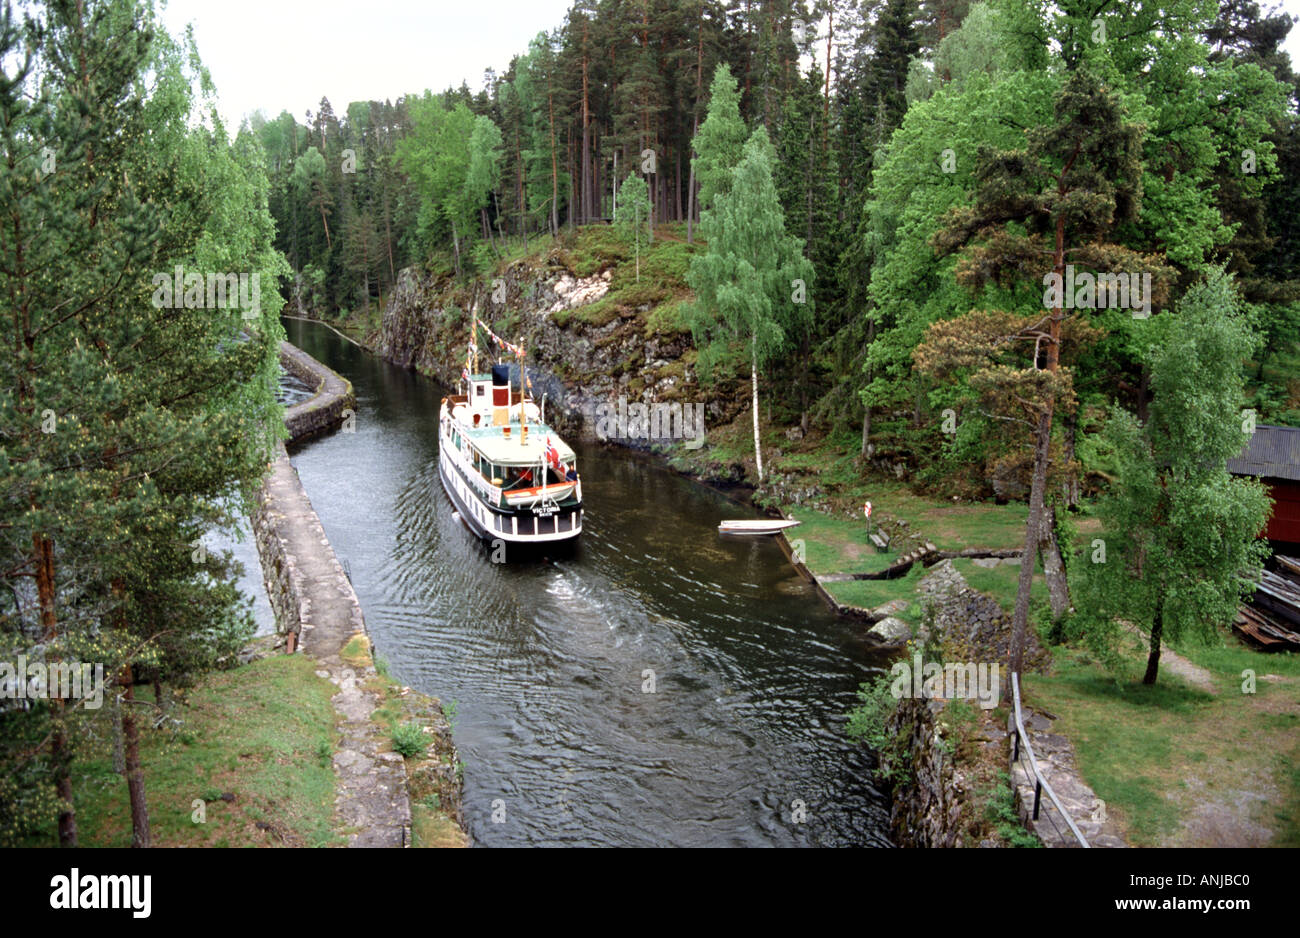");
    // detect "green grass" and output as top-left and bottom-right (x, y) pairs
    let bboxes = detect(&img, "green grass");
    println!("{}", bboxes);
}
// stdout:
(1024, 640), (1300, 847)
(787, 506), (895, 577)
(952, 557), (1046, 614)
(557, 230), (696, 330)
(41, 655), (342, 848)
(824, 564), (928, 624)
(644, 297), (693, 338)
